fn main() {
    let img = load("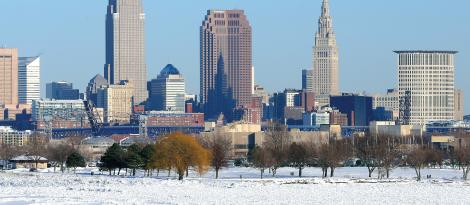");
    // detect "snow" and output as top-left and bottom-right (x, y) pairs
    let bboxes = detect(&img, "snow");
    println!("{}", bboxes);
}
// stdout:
(1, 167), (470, 204)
